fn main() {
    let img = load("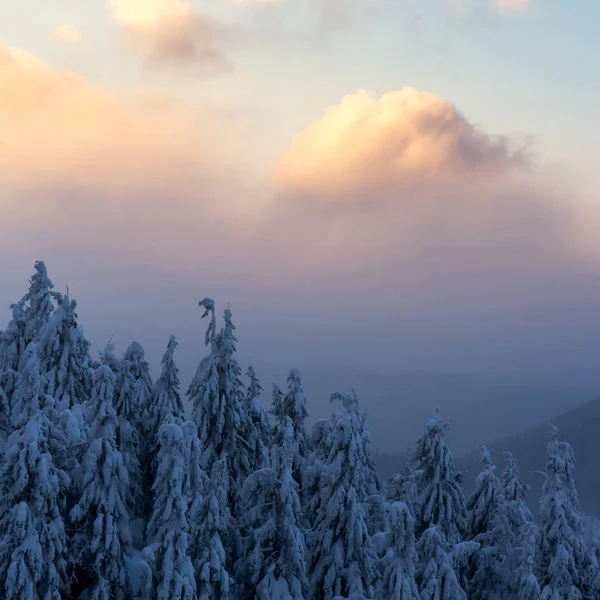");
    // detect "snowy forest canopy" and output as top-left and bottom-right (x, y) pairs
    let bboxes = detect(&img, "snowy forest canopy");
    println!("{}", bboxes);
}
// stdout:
(0, 261), (597, 600)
